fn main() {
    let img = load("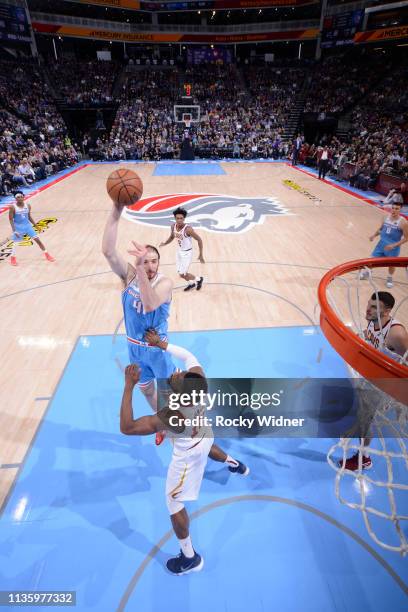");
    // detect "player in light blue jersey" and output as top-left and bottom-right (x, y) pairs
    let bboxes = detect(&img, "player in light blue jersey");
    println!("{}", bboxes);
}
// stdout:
(8, 191), (55, 266)
(361, 202), (408, 288)
(102, 202), (175, 443)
